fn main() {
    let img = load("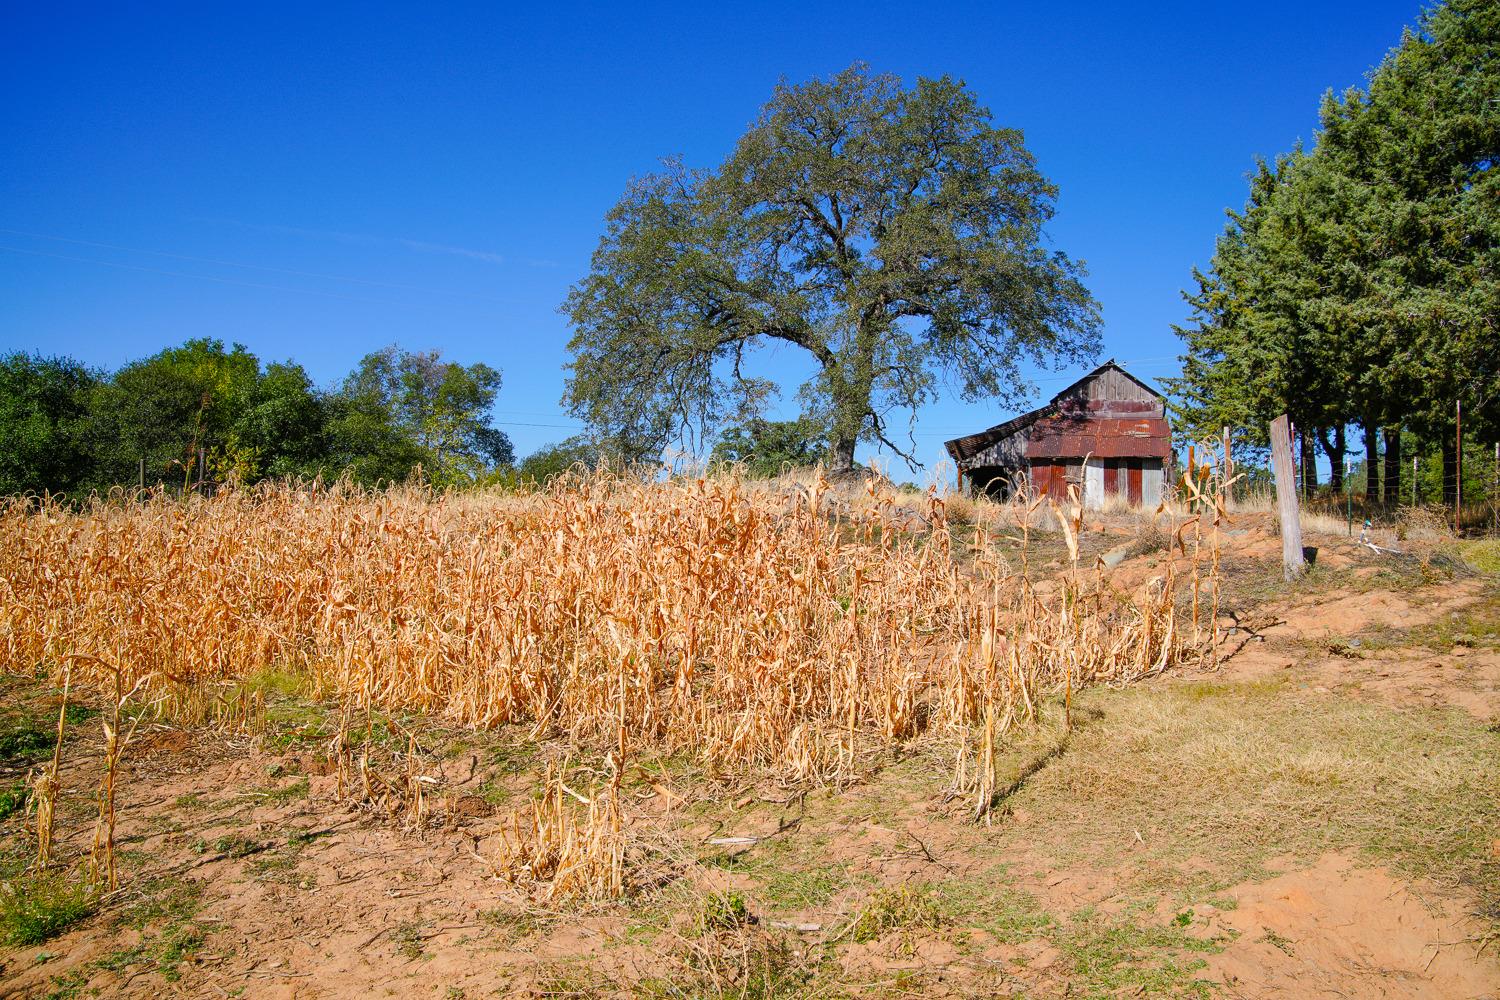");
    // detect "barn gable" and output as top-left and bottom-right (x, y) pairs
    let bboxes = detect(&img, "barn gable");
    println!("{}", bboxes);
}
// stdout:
(943, 361), (1172, 507)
